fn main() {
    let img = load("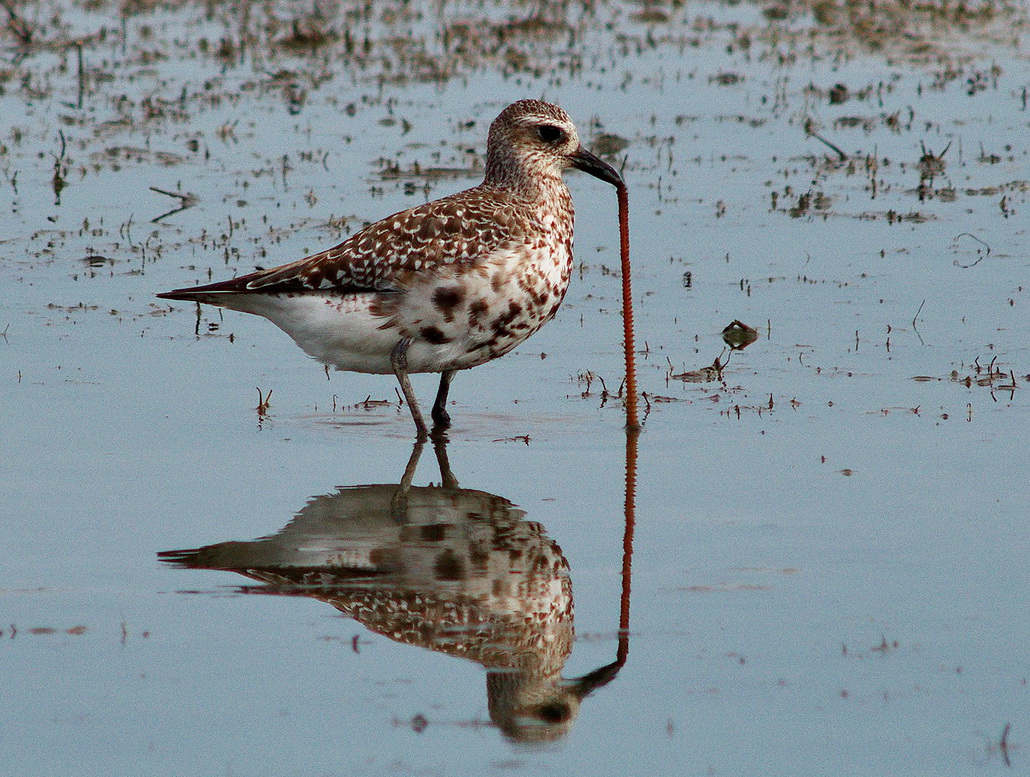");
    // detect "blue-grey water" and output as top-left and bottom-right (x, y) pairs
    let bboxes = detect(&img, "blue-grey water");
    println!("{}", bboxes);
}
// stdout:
(1, 1), (1027, 774)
